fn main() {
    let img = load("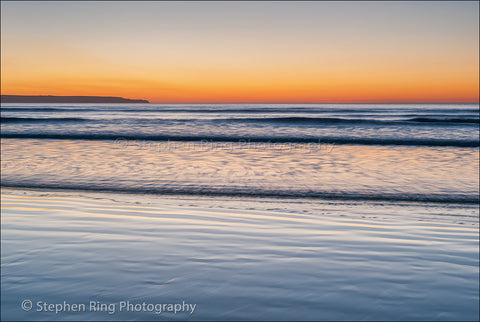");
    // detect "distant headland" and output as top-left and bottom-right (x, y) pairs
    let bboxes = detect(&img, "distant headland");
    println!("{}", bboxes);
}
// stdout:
(1, 95), (149, 103)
